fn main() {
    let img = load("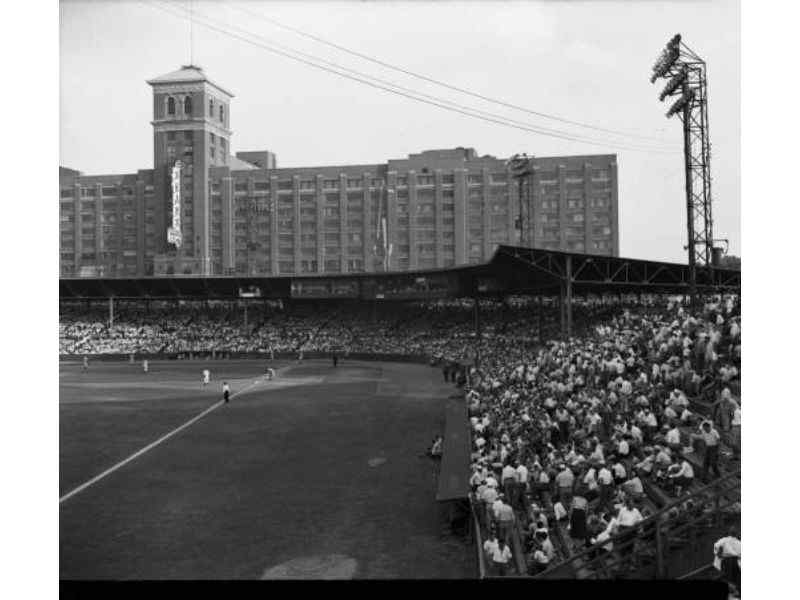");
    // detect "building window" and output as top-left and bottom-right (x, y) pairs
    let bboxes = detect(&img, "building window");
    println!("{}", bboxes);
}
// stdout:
(209, 99), (214, 117)
(210, 132), (215, 145)
(184, 96), (192, 115)
(210, 147), (215, 159)
(167, 97), (175, 115)
(220, 105), (225, 123)
(396, 176), (408, 187)
(184, 130), (193, 140)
